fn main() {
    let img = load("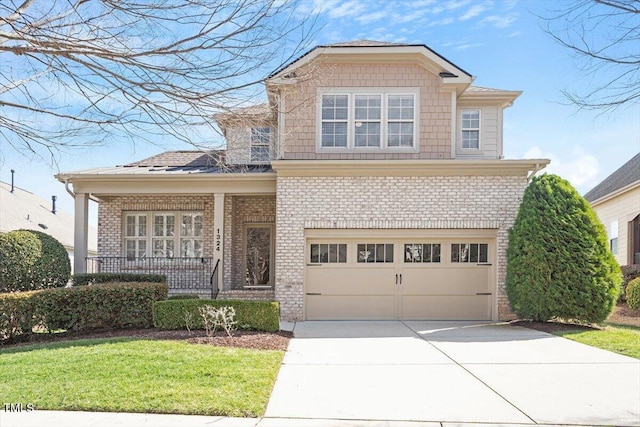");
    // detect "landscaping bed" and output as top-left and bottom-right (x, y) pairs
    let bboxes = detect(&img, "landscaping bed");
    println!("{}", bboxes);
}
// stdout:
(2, 328), (292, 351)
